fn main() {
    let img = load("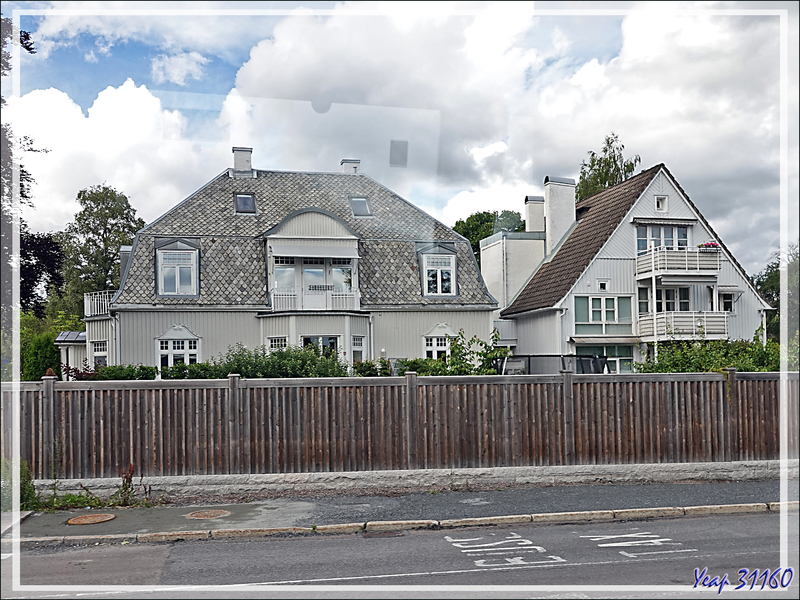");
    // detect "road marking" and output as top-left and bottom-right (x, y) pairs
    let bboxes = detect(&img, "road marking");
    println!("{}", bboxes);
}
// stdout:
(619, 549), (698, 558)
(580, 532), (664, 541)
